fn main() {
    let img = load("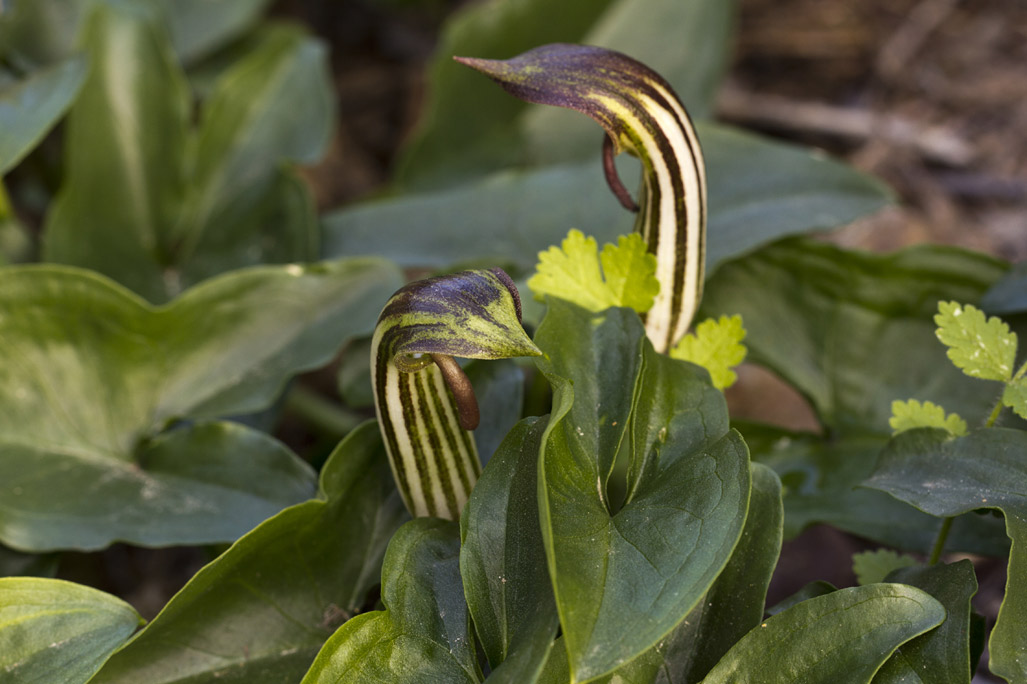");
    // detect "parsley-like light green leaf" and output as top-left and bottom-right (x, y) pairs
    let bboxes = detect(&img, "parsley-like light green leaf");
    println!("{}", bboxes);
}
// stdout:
(935, 301), (1018, 382)
(669, 314), (747, 390)
(852, 549), (917, 586)
(528, 229), (658, 313)
(1004, 378), (1027, 420)
(889, 399), (968, 437)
